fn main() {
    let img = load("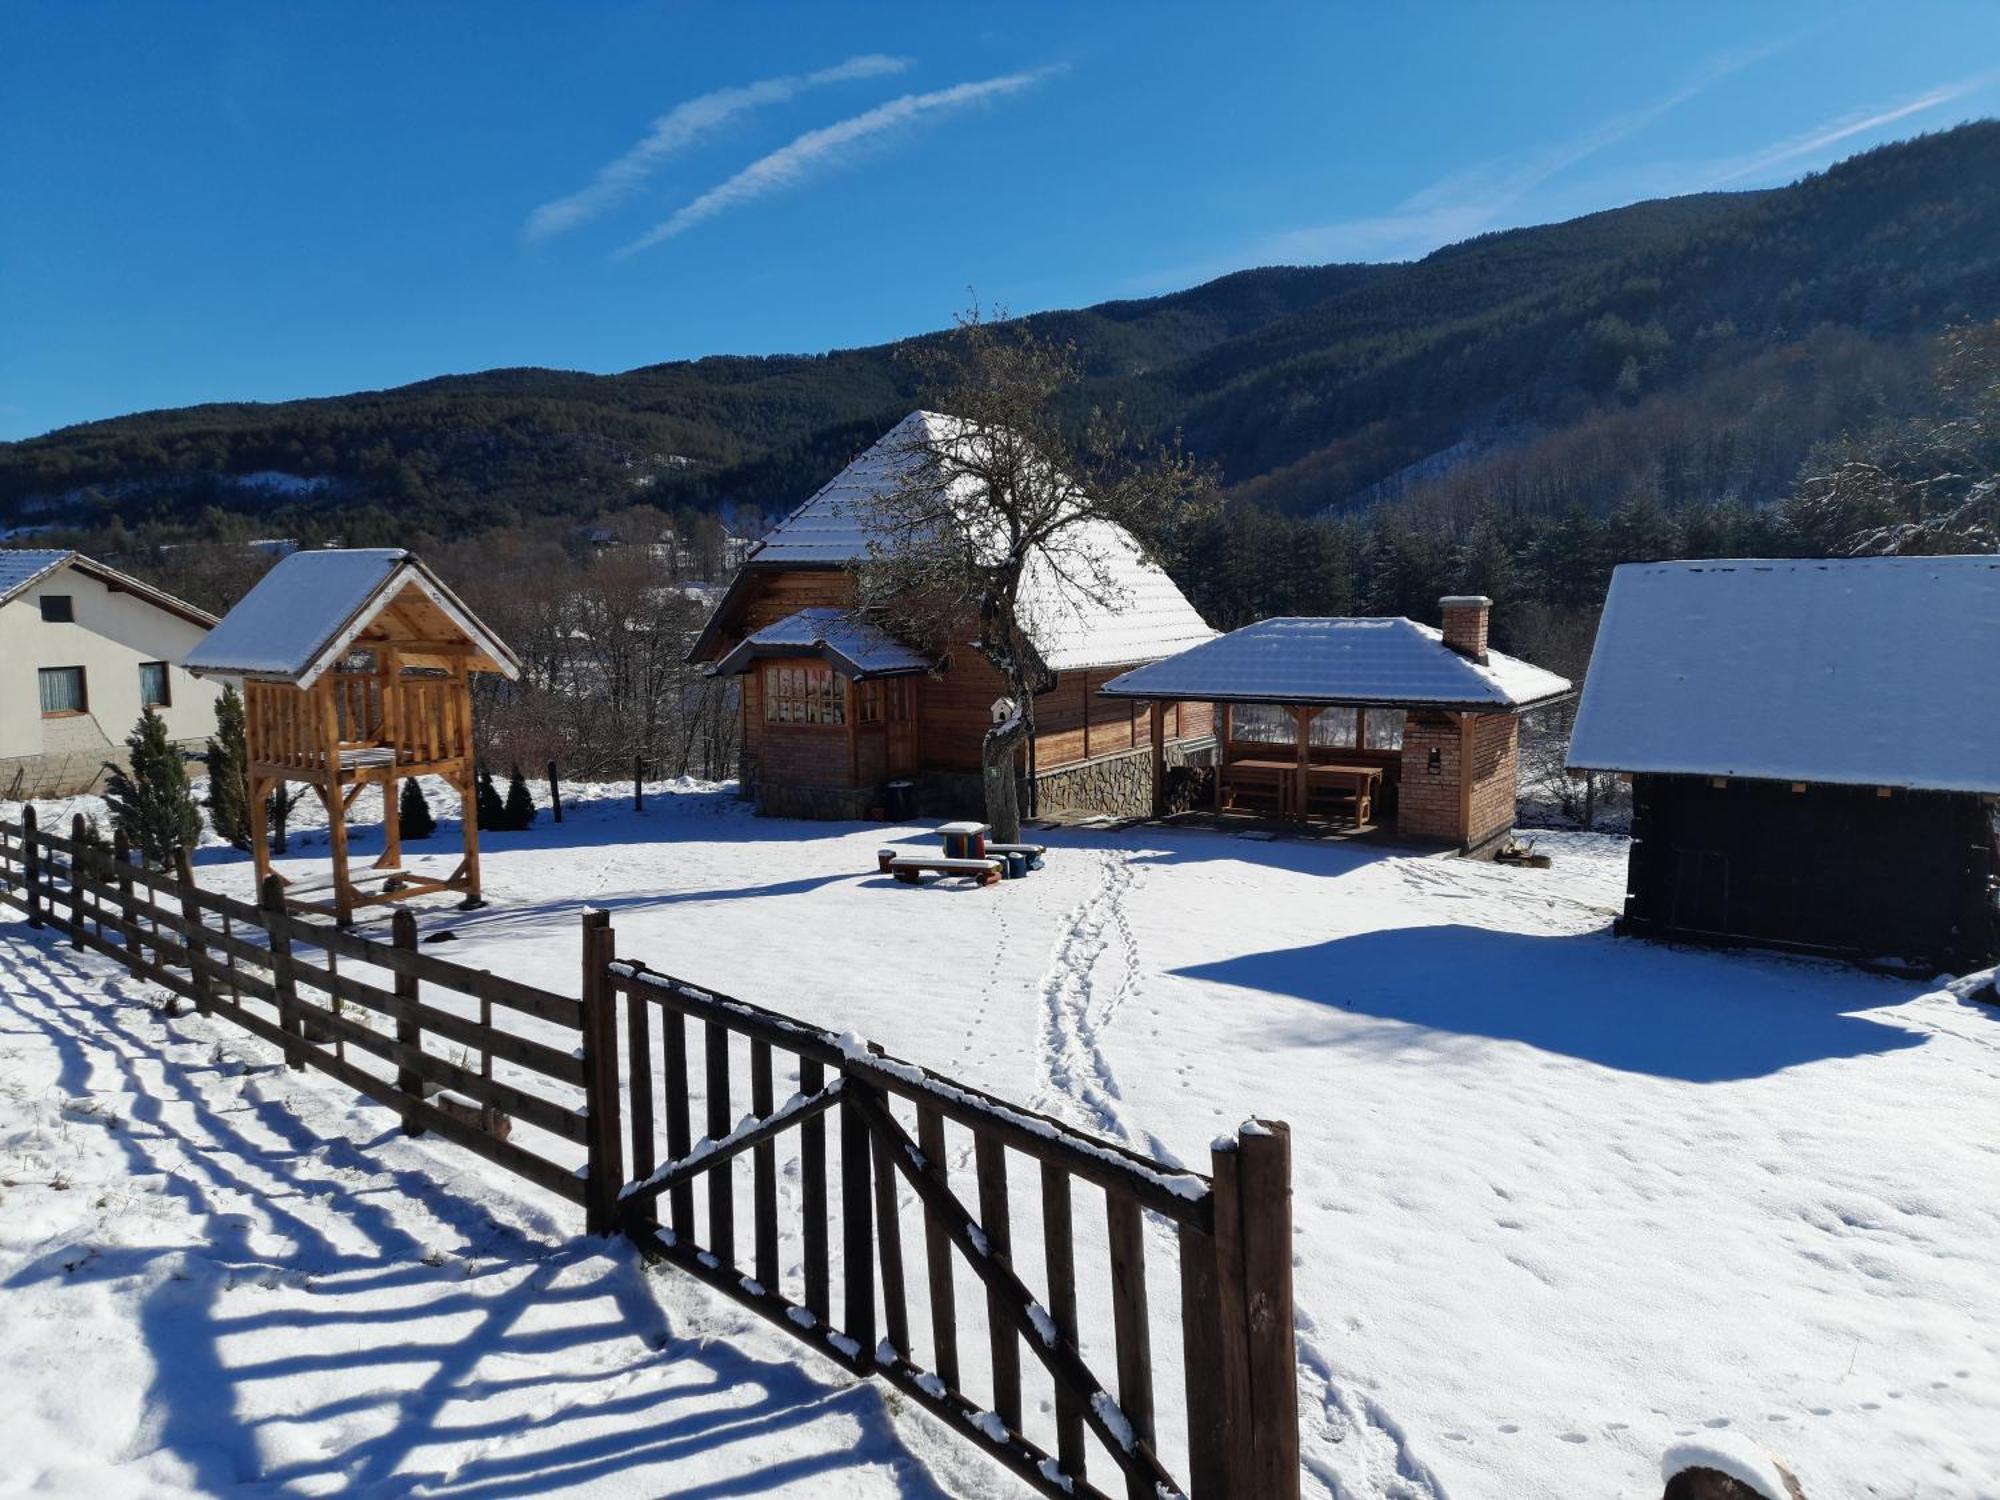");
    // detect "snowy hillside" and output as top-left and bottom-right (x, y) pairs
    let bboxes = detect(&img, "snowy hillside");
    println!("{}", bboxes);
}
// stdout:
(3, 781), (1997, 1497)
